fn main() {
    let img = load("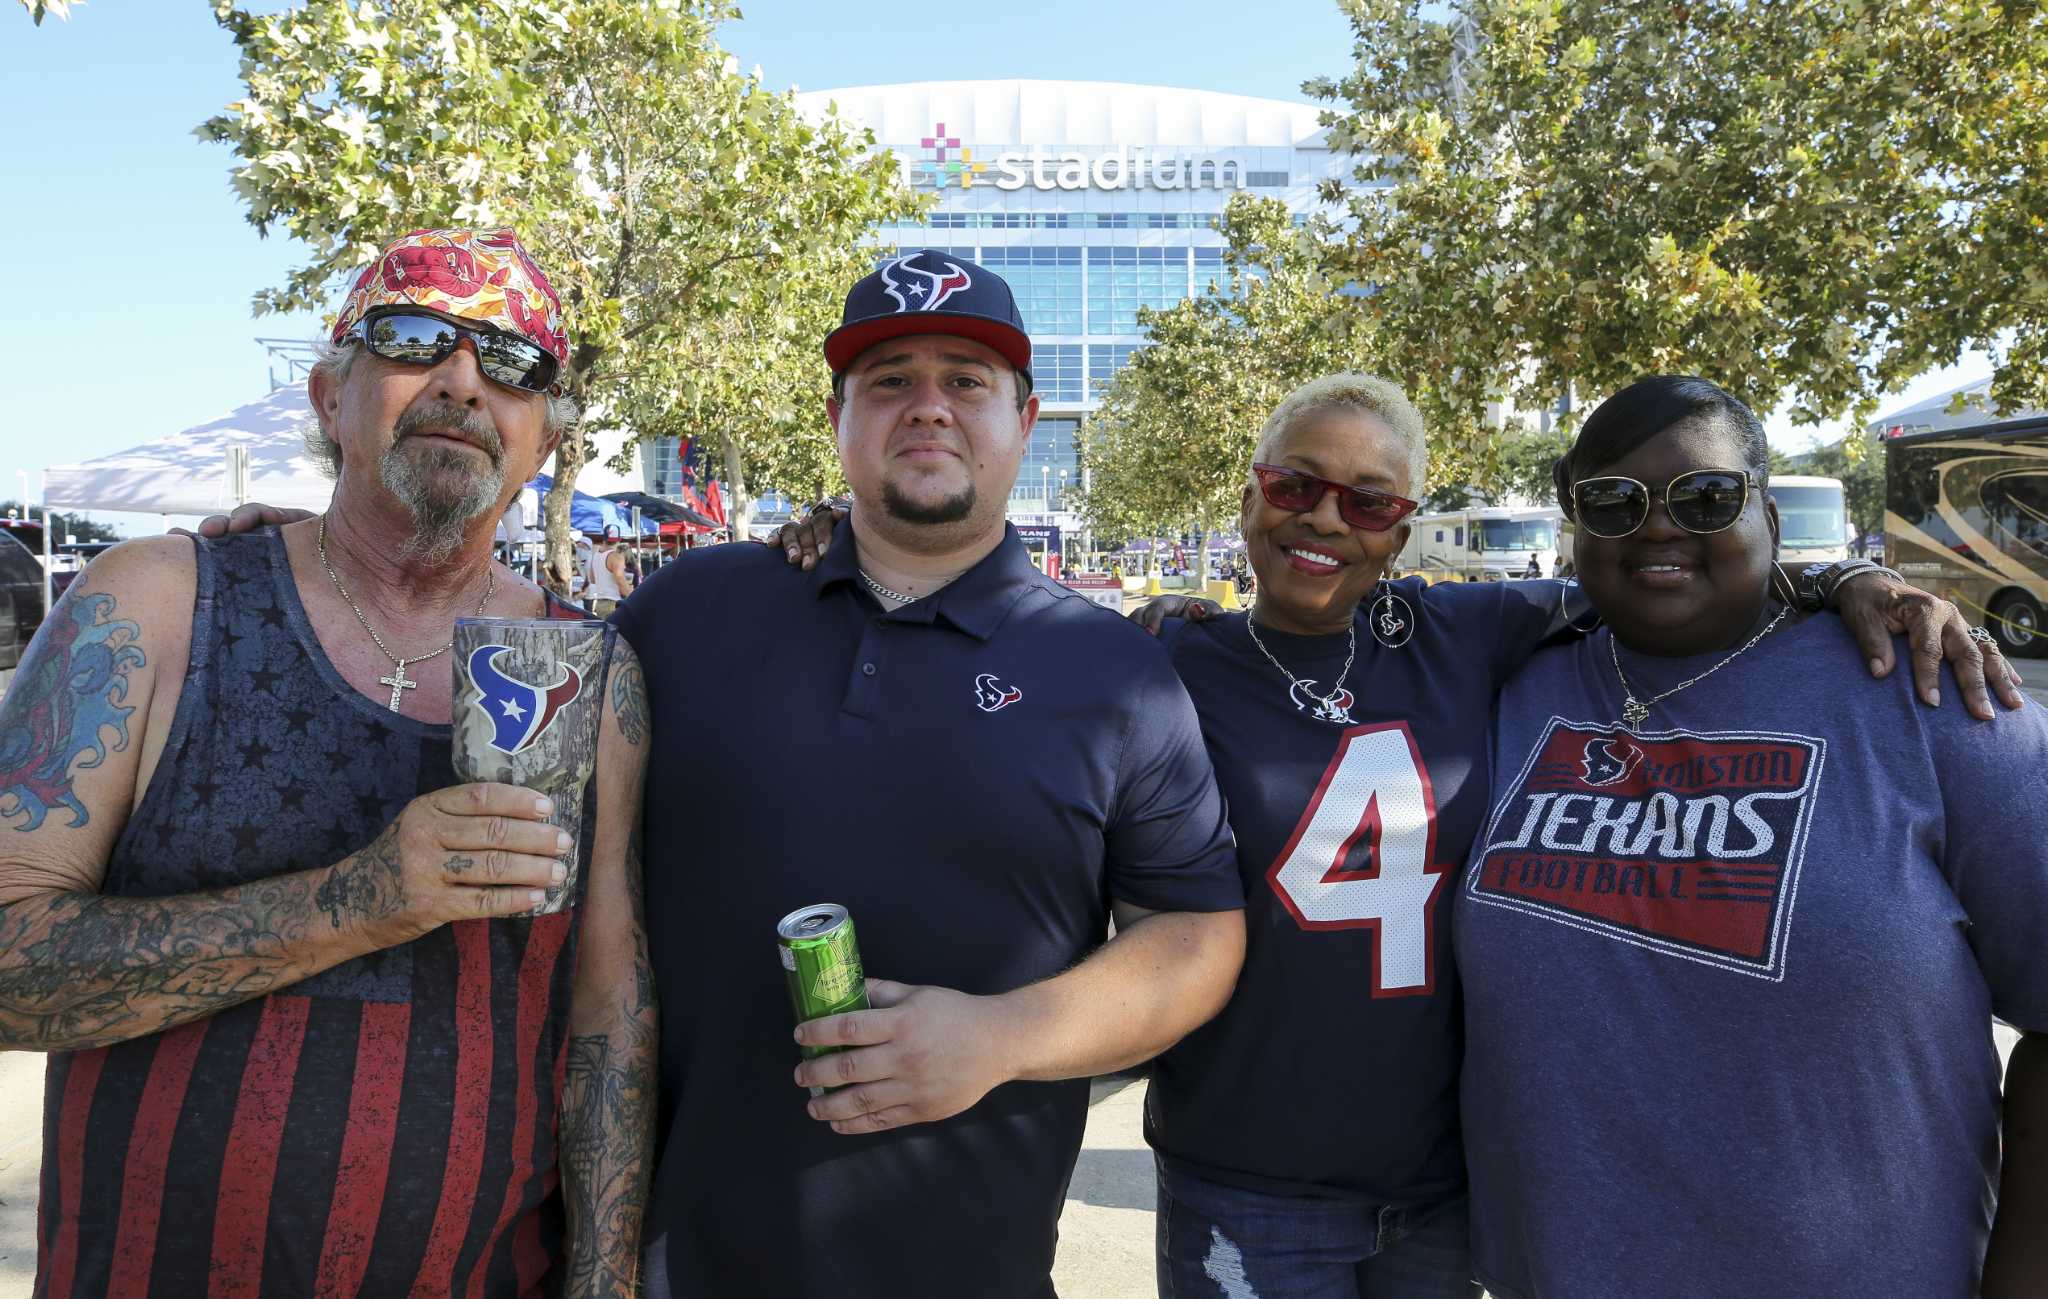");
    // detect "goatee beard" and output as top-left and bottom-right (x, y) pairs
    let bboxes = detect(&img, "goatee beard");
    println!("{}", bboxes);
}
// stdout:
(881, 479), (975, 527)
(378, 402), (506, 565)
